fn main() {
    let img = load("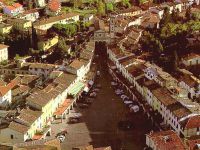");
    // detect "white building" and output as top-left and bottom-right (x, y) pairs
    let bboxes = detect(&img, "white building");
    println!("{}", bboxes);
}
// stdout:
(0, 85), (12, 107)
(182, 53), (200, 66)
(0, 44), (8, 62)
(28, 63), (58, 77)
(19, 9), (39, 22)
(66, 59), (90, 81)
(34, 13), (80, 31)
